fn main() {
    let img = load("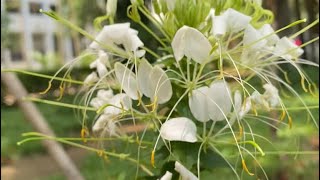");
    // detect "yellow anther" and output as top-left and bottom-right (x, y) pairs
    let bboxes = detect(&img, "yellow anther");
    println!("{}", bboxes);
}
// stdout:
(39, 81), (52, 94)
(237, 125), (243, 140)
(309, 83), (318, 97)
(288, 116), (293, 129)
(242, 159), (254, 176)
(280, 109), (286, 121)
(56, 83), (65, 101)
(284, 72), (292, 84)
(97, 150), (104, 157)
(80, 127), (89, 143)
(151, 150), (156, 168)
(301, 77), (308, 93)
(145, 96), (158, 112)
